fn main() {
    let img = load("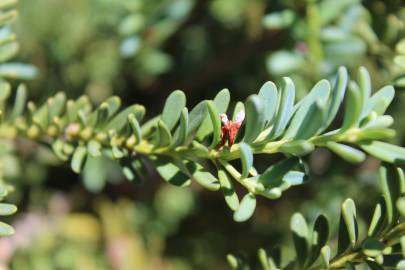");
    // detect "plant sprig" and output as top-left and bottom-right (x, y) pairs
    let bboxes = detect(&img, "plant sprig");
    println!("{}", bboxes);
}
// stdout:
(228, 164), (405, 270)
(0, 63), (404, 222)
